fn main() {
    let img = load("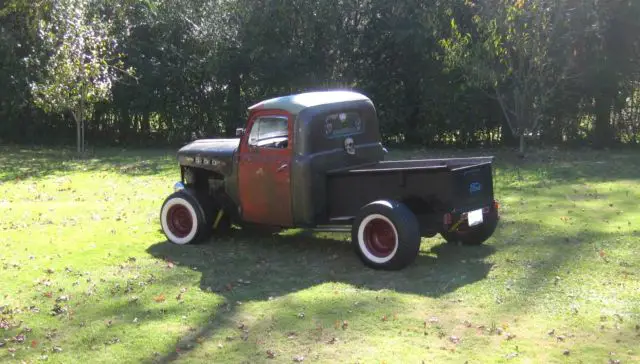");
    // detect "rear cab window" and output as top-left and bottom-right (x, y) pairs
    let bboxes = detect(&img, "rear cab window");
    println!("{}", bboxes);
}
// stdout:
(323, 111), (364, 138)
